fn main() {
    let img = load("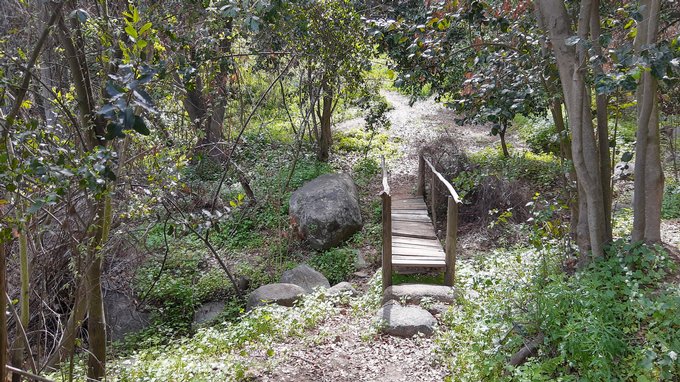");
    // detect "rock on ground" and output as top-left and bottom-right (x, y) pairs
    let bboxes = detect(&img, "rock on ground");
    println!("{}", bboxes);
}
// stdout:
(382, 284), (457, 305)
(377, 302), (437, 338)
(280, 264), (330, 293)
(104, 290), (150, 341)
(193, 301), (225, 326)
(247, 283), (306, 310)
(289, 173), (362, 250)
(326, 281), (358, 297)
